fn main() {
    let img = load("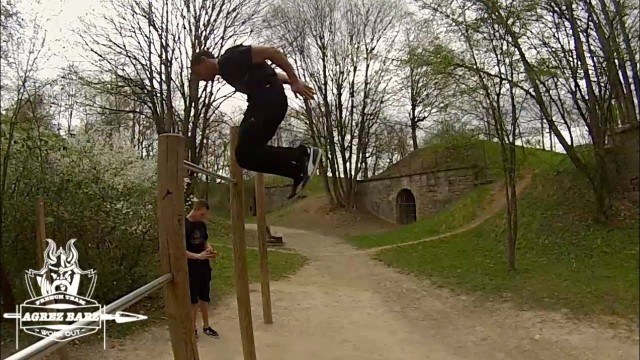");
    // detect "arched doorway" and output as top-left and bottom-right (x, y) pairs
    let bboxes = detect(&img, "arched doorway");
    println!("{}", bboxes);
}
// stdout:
(248, 195), (257, 216)
(396, 189), (417, 225)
